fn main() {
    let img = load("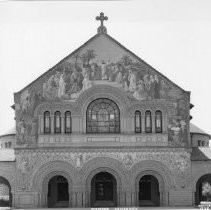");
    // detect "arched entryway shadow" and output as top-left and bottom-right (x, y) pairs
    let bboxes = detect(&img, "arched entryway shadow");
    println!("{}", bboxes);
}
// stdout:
(90, 172), (117, 207)
(195, 174), (211, 205)
(135, 171), (165, 207)
(138, 175), (160, 206)
(0, 176), (12, 207)
(47, 175), (69, 208)
(32, 161), (77, 208)
(131, 160), (174, 207)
